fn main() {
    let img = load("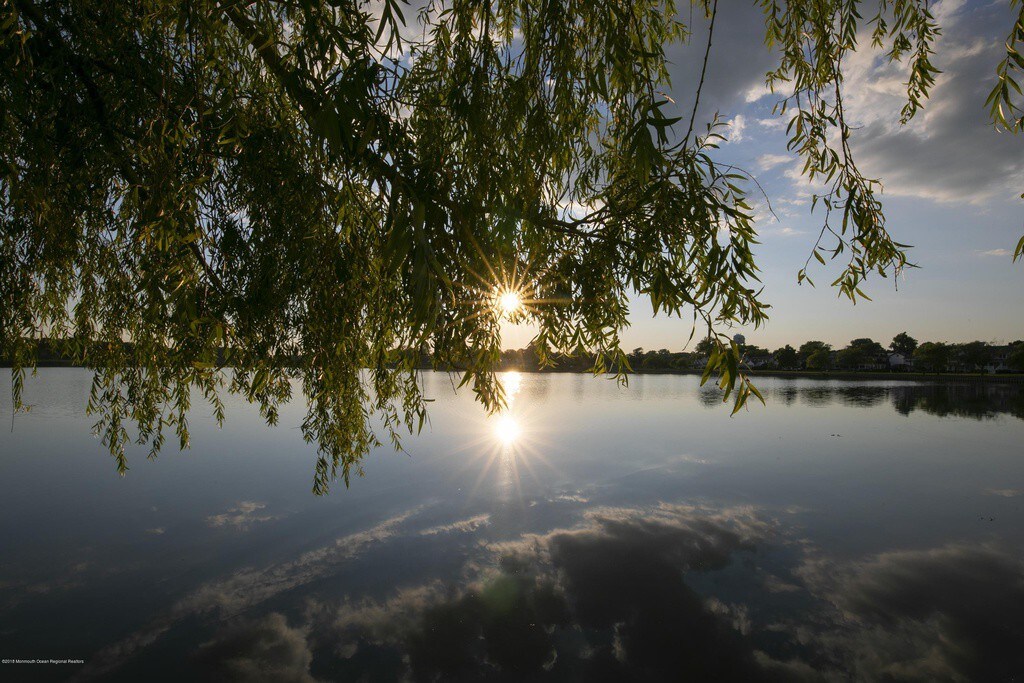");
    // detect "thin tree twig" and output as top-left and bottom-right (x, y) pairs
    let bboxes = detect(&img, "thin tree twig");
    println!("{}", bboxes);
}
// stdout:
(684, 0), (718, 147)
